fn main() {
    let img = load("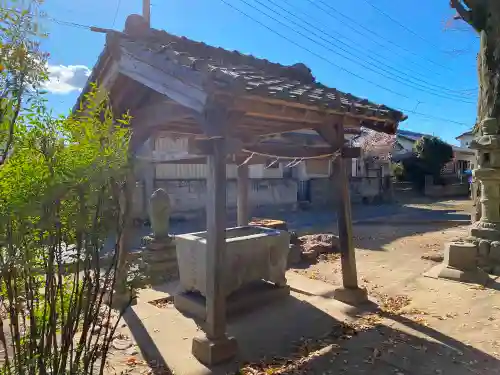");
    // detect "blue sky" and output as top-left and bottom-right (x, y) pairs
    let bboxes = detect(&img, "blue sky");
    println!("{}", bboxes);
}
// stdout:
(40, 0), (479, 144)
